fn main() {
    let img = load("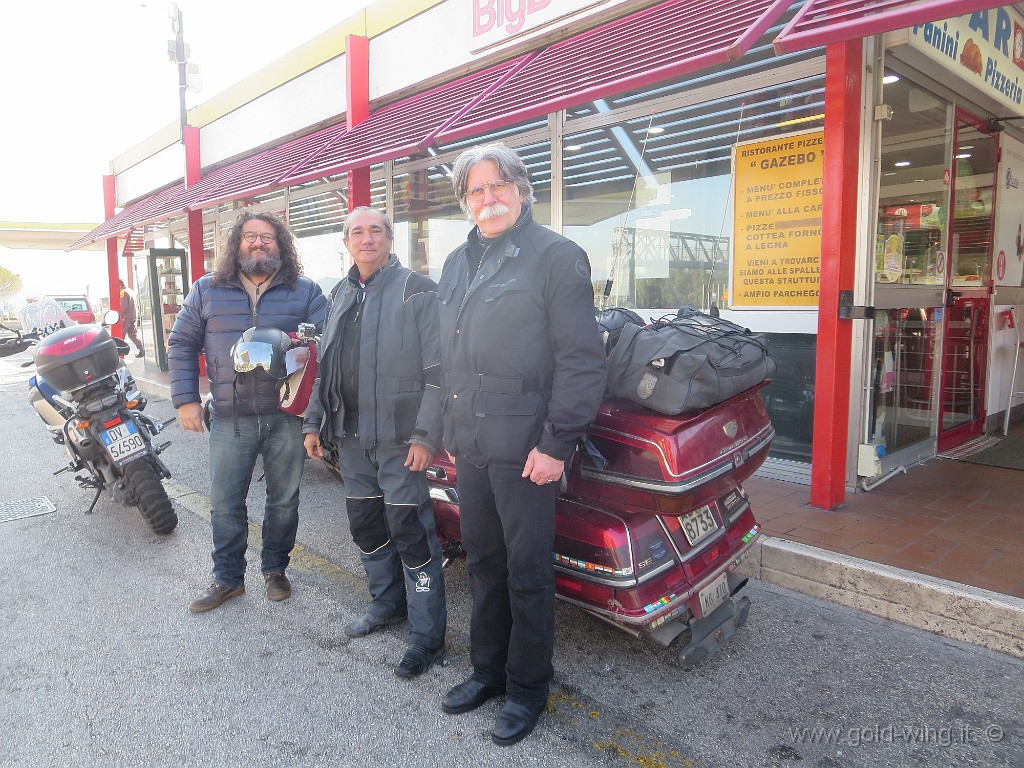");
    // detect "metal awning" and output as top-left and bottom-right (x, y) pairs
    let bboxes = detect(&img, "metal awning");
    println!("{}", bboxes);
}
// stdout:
(436, 0), (797, 145)
(187, 121), (349, 210)
(773, 0), (1014, 53)
(276, 55), (535, 188)
(67, 182), (187, 251)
